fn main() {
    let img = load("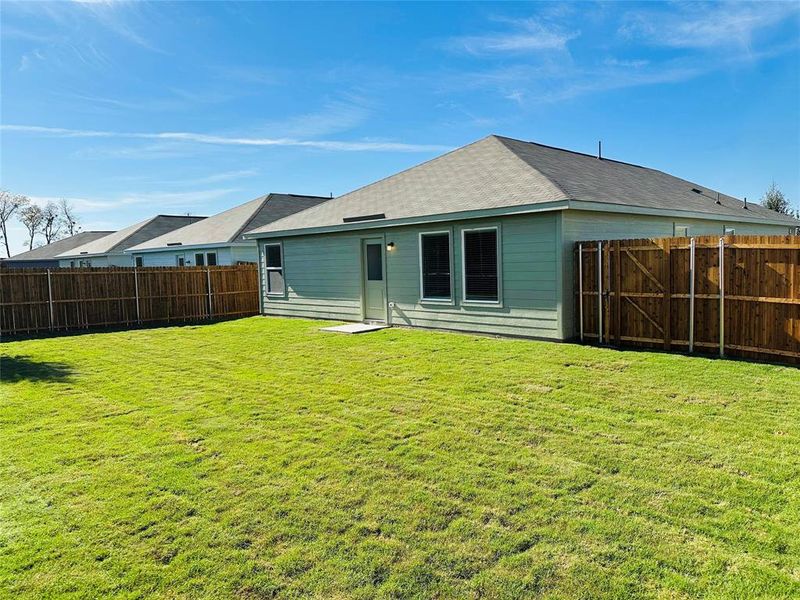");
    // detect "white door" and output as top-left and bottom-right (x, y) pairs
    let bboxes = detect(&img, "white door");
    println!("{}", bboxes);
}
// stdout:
(362, 239), (386, 321)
